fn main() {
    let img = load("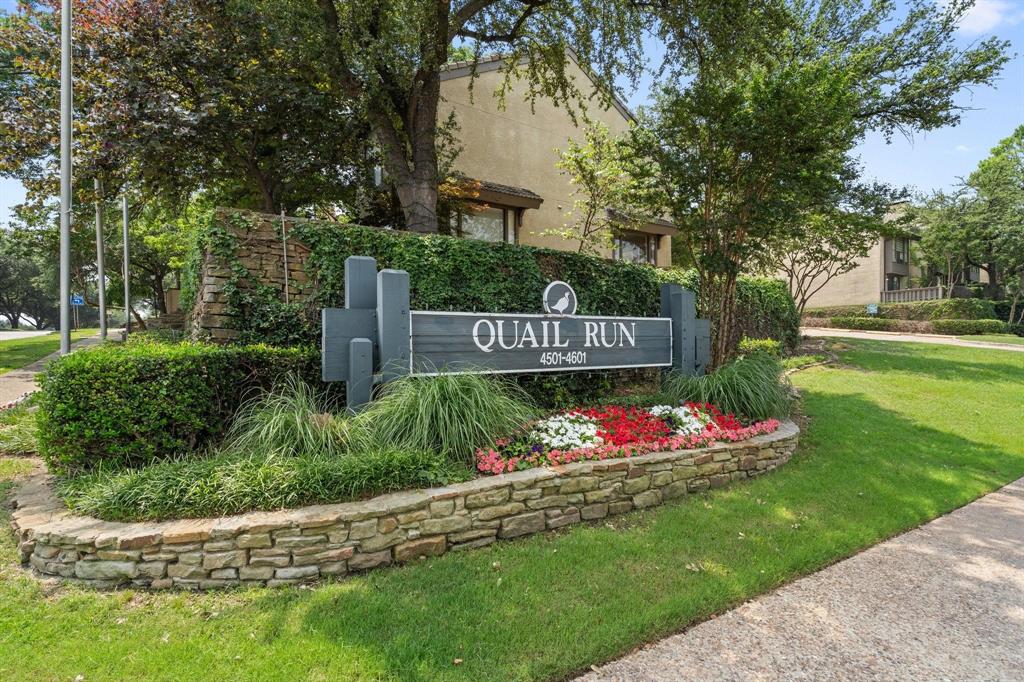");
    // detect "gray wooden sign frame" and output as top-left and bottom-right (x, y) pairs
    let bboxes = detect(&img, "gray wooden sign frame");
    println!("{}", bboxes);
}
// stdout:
(323, 256), (710, 411)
